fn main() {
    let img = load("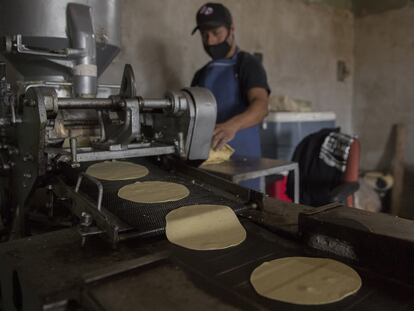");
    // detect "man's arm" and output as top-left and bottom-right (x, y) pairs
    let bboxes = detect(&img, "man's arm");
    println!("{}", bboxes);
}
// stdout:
(212, 87), (269, 150)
